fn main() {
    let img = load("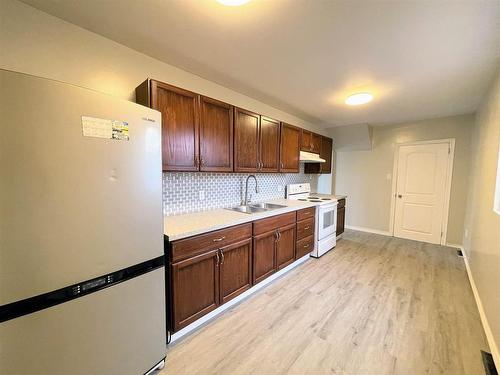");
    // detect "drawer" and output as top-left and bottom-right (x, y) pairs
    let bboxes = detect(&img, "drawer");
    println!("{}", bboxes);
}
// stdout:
(296, 217), (314, 240)
(297, 207), (316, 221)
(337, 198), (346, 209)
(296, 234), (314, 258)
(253, 212), (296, 236)
(171, 223), (252, 262)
